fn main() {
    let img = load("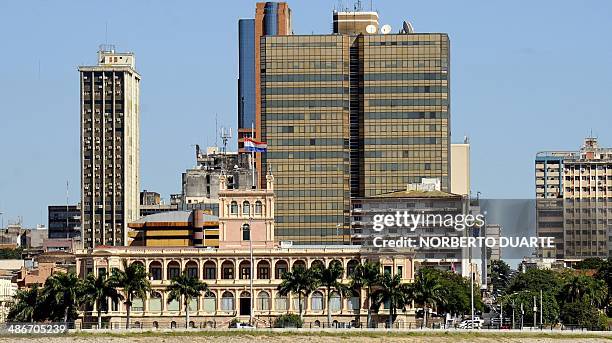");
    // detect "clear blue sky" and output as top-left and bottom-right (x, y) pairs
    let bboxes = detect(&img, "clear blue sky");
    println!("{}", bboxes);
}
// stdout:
(1, 1), (611, 227)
